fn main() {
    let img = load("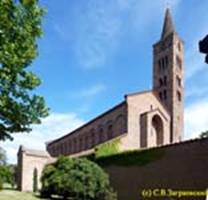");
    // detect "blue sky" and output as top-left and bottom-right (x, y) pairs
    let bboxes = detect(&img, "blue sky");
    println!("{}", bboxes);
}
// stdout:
(1, 0), (208, 163)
